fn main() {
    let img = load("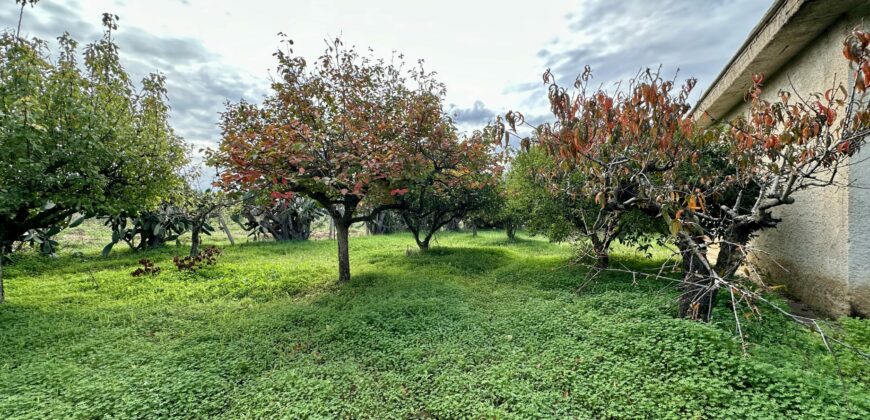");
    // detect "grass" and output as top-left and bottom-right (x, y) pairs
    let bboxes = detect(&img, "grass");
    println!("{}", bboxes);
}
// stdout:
(1, 226), (868, 418)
